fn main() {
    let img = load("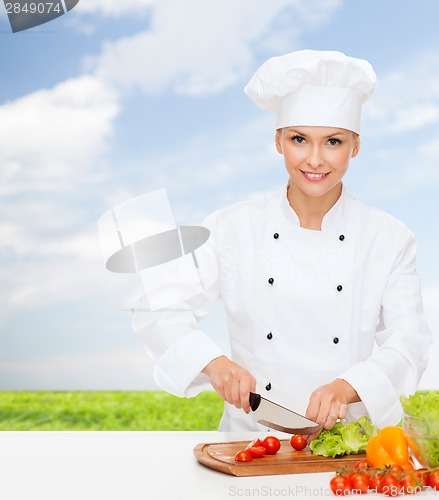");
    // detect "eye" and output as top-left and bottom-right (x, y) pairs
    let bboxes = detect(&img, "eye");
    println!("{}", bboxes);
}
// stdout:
(291, 135), (305, 144)
(328, 138), (341, 146)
